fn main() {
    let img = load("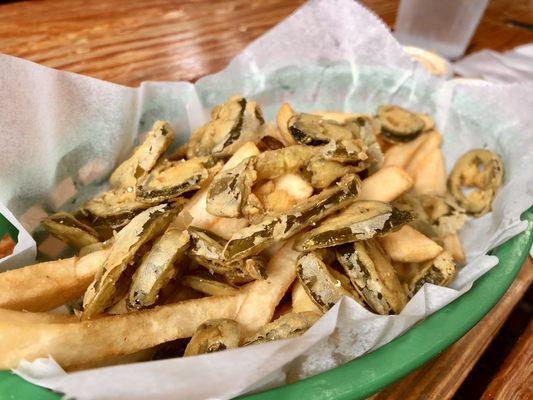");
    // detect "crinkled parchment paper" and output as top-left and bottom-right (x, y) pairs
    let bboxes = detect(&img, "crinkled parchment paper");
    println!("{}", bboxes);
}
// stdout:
(1, 0), (532, 399)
